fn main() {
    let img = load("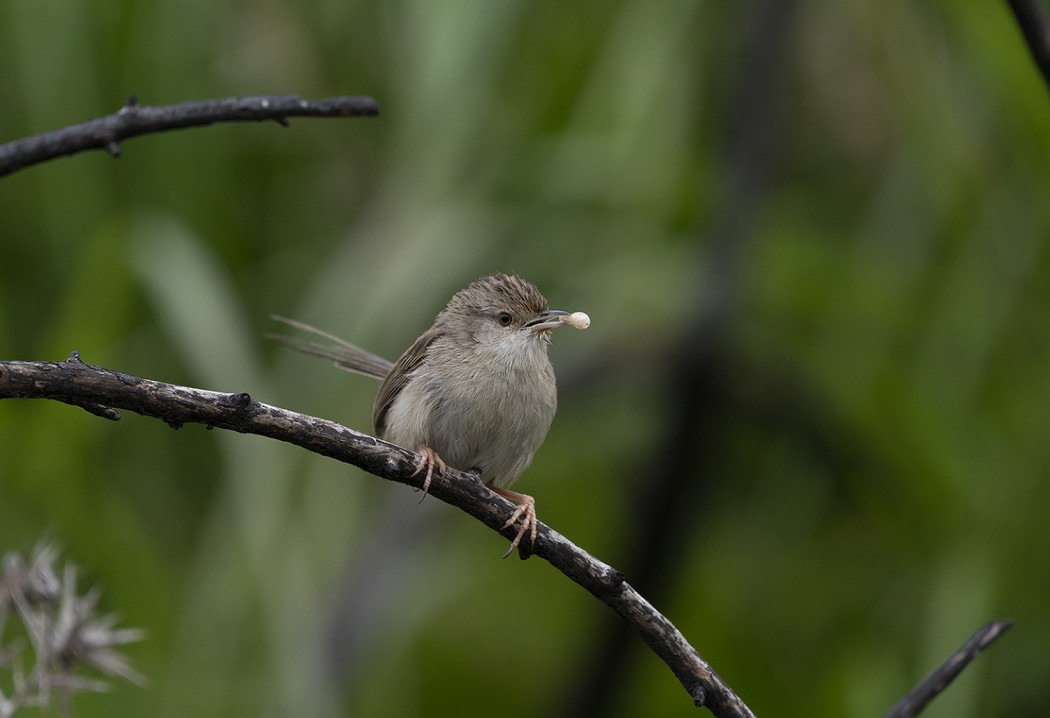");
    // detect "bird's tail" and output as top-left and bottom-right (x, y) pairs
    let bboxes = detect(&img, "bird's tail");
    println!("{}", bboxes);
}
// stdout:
(267, 315), (394, 379)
